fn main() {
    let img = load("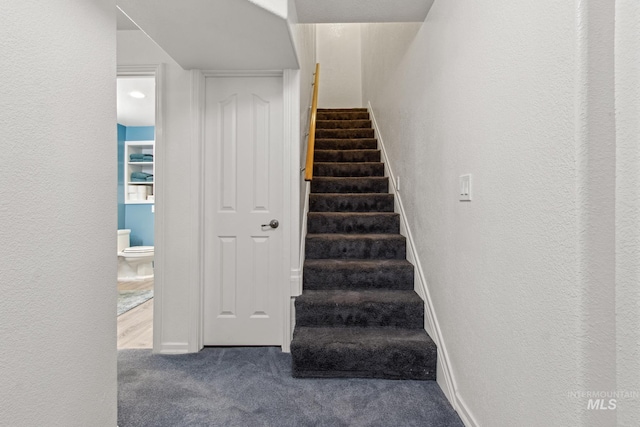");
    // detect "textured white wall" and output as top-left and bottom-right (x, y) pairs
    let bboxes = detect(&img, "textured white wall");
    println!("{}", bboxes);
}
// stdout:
(615, 1), (640, 425)
(316, 24), (362, 108)
(118, 30), (194, 352)
(291, 23), (317, 229)
(0, 1), (117, 425)
(361, 1), (616, 425)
